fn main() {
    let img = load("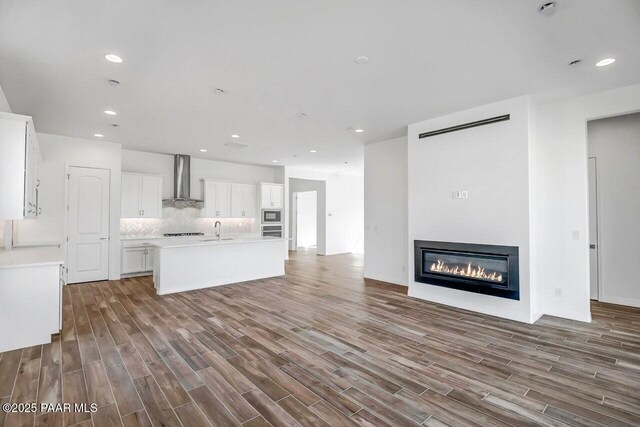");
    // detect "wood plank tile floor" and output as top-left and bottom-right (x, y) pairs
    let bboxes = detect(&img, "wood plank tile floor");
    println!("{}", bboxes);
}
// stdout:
(2, 250), (640, 426)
